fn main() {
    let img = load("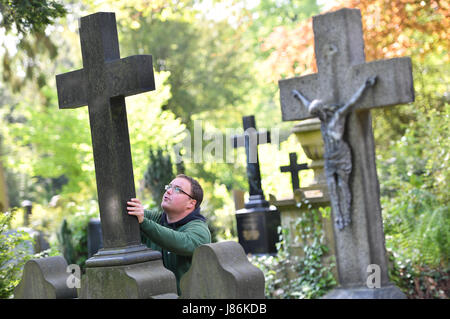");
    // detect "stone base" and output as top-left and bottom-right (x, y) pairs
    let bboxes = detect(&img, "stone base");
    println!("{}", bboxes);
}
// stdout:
(322, 284), (406, 299)
(80, 258), (178, 299)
